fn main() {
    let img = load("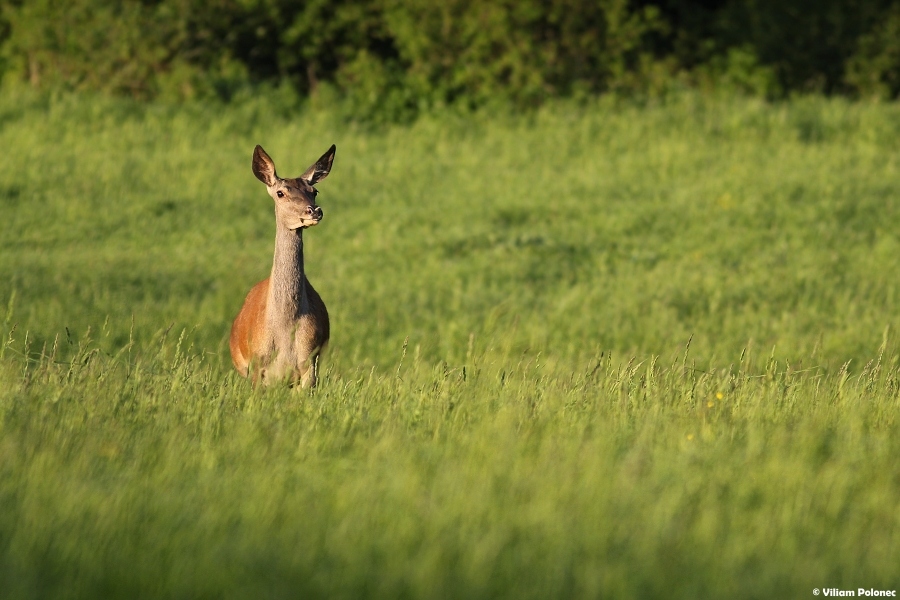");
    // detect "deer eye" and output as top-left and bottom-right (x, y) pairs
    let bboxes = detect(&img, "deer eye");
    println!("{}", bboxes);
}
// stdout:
(276, 190), (284, 198)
